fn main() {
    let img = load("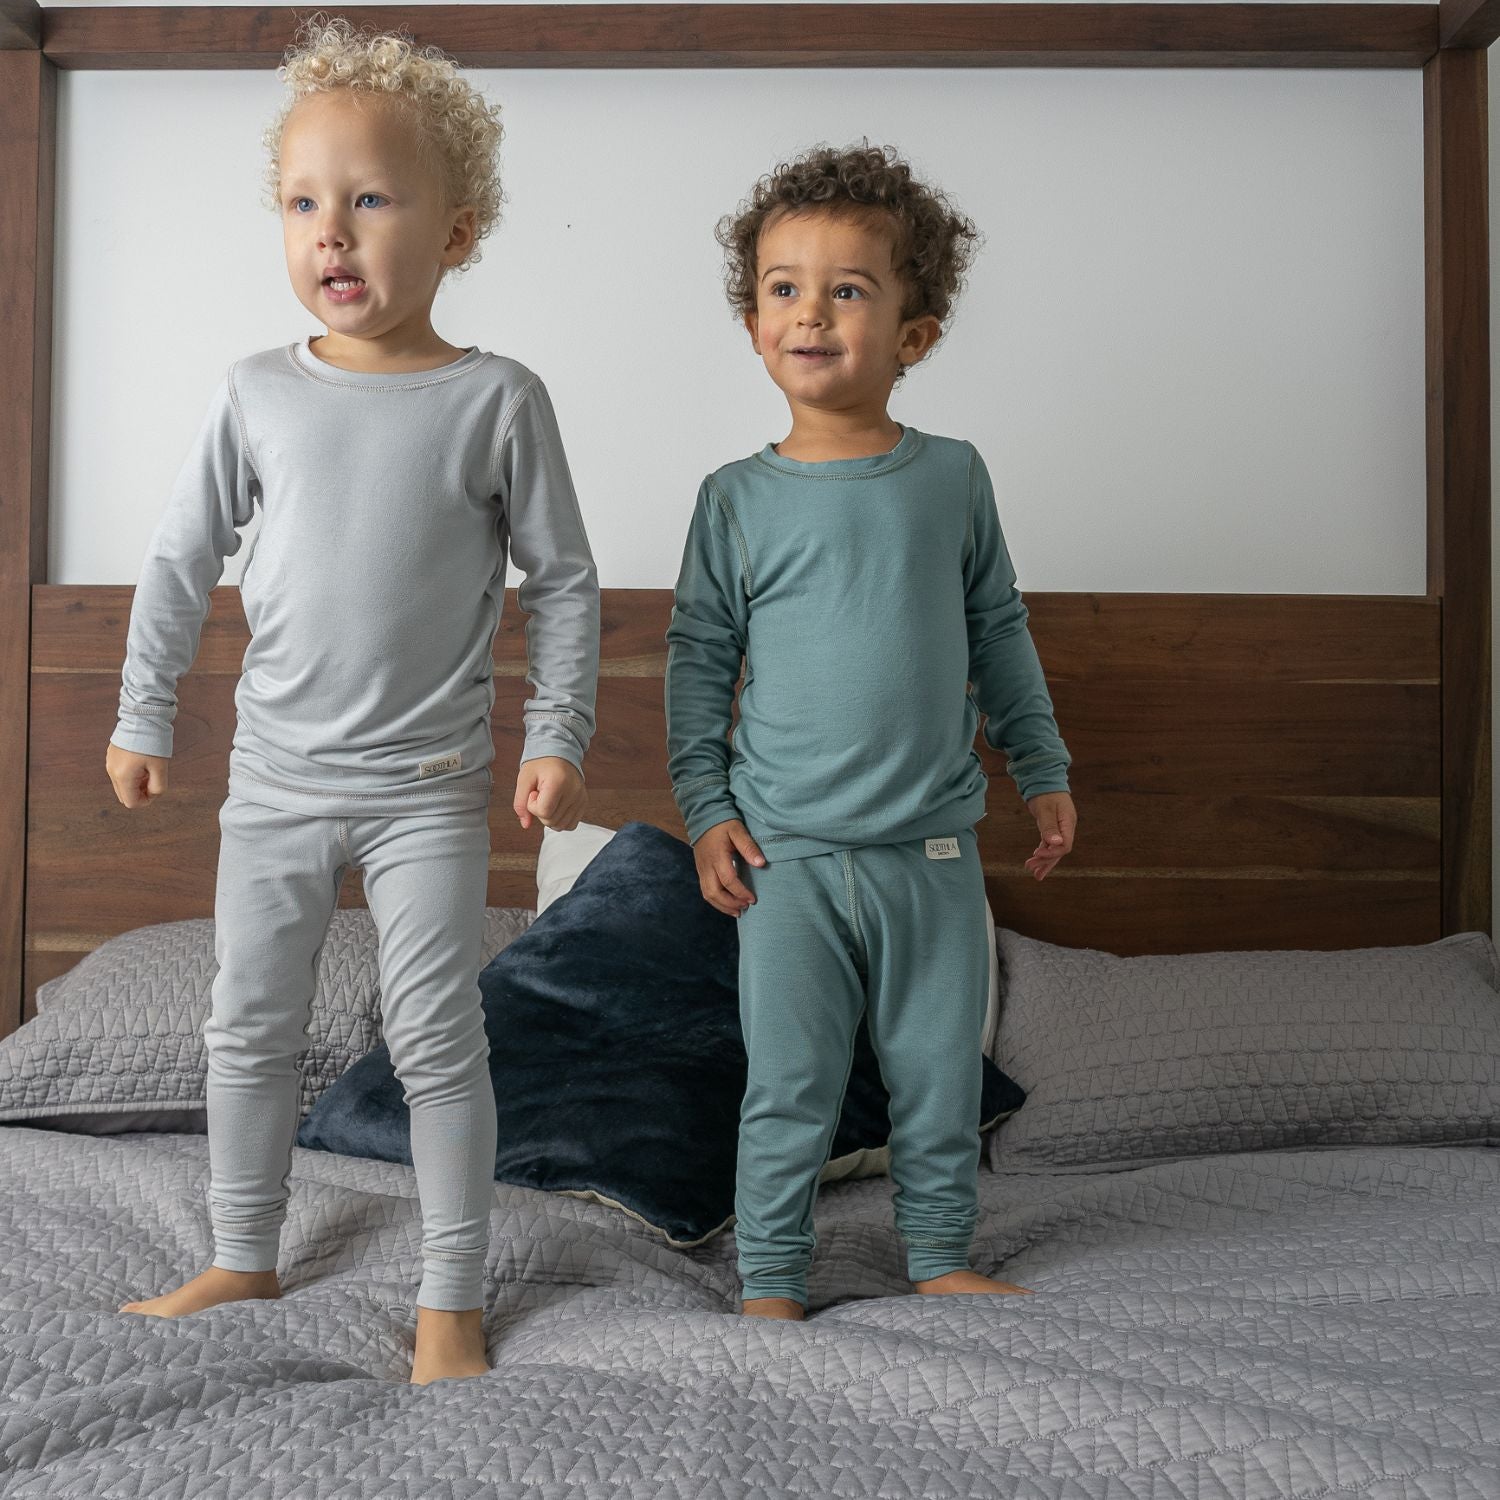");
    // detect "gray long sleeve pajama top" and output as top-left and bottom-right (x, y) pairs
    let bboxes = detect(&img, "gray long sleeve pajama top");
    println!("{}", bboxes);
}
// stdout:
(110, 336), (600, 817)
